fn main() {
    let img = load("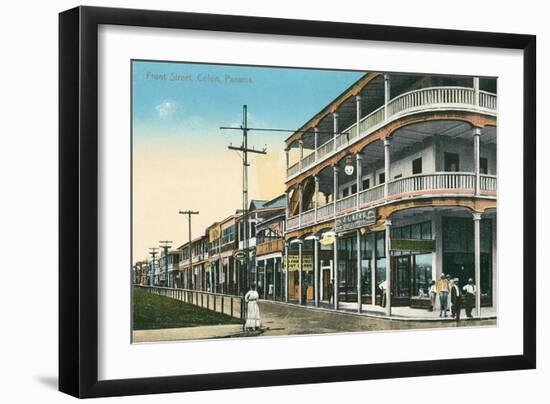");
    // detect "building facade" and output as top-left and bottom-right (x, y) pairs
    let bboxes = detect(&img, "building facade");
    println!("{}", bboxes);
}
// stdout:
(252, 195), (287, 300)
(283, 72), (497, 315)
